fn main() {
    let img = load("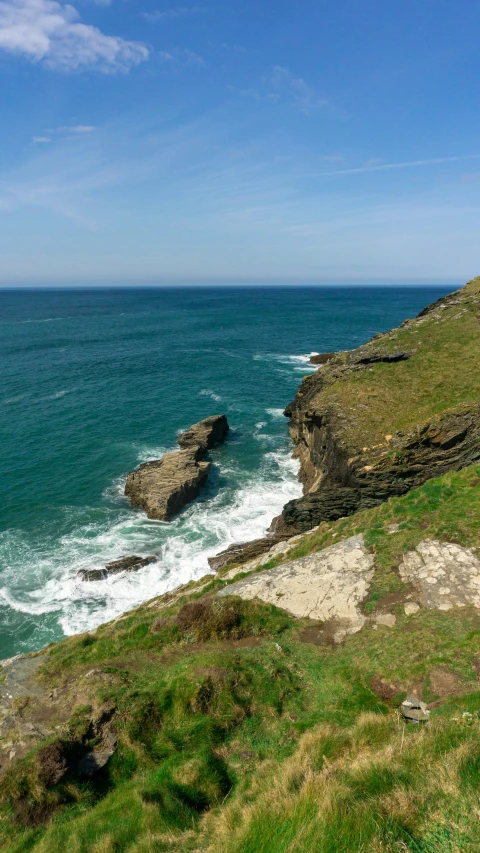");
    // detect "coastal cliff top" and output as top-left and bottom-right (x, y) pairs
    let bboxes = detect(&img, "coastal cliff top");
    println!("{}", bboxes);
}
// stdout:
(295, 276), (480, 454)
